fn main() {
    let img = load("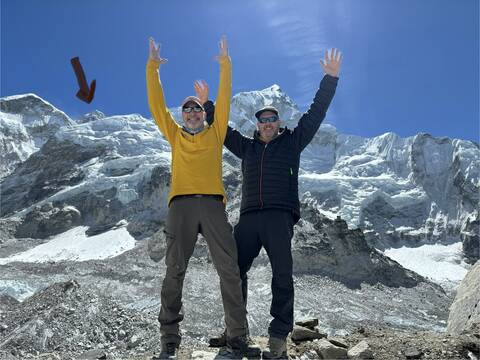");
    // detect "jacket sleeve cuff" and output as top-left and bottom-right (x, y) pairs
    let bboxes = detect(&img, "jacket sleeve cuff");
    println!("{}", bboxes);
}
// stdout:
(323, 74), (339, 83)
(320, 74), (339, 90)
(218, 56), (231, 66)
(147, 59), (160, 70)
(203, 100), (214, 111)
